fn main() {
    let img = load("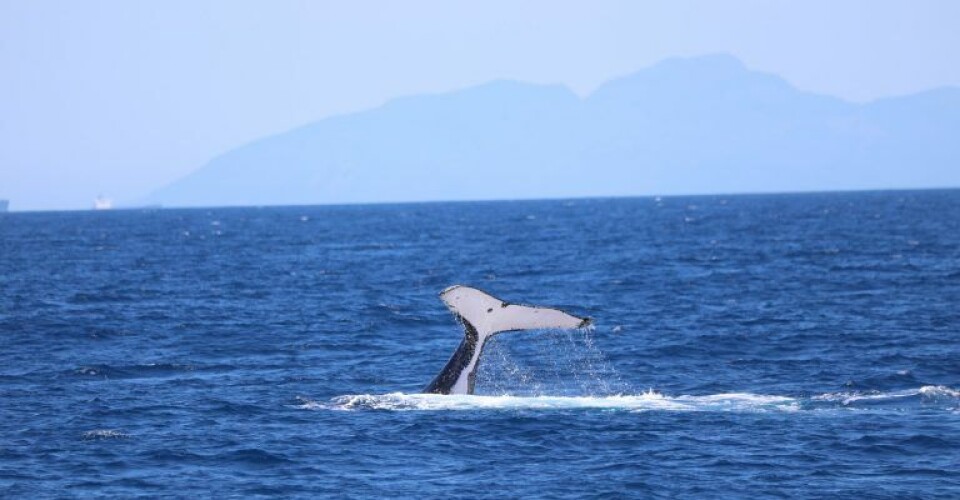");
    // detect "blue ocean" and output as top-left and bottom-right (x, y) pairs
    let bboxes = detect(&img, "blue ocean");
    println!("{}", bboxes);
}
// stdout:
(2, 190), (959, 498)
